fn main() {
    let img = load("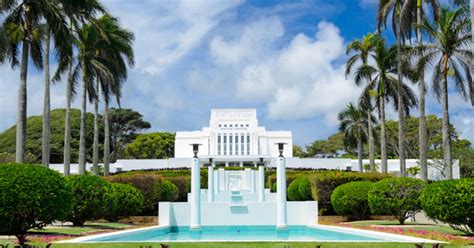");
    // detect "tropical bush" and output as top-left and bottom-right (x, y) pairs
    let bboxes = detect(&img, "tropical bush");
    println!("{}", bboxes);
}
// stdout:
(310, 171), (392, 214)
(106, 173), (162, 214)
(331, 181), (373, 220)
(66, 175), (110, 226)
(288, 178), (303, 200)
(298, 177), (313, 200)
(368, 177), (426, 224)
(104, 183), (144, 222)
(287, 177), (312, 201)
(0, 163), (73, 245)
(420, 179), (474, 235)
(161, 180), (179, 201)
(166, 176), (190, 202)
